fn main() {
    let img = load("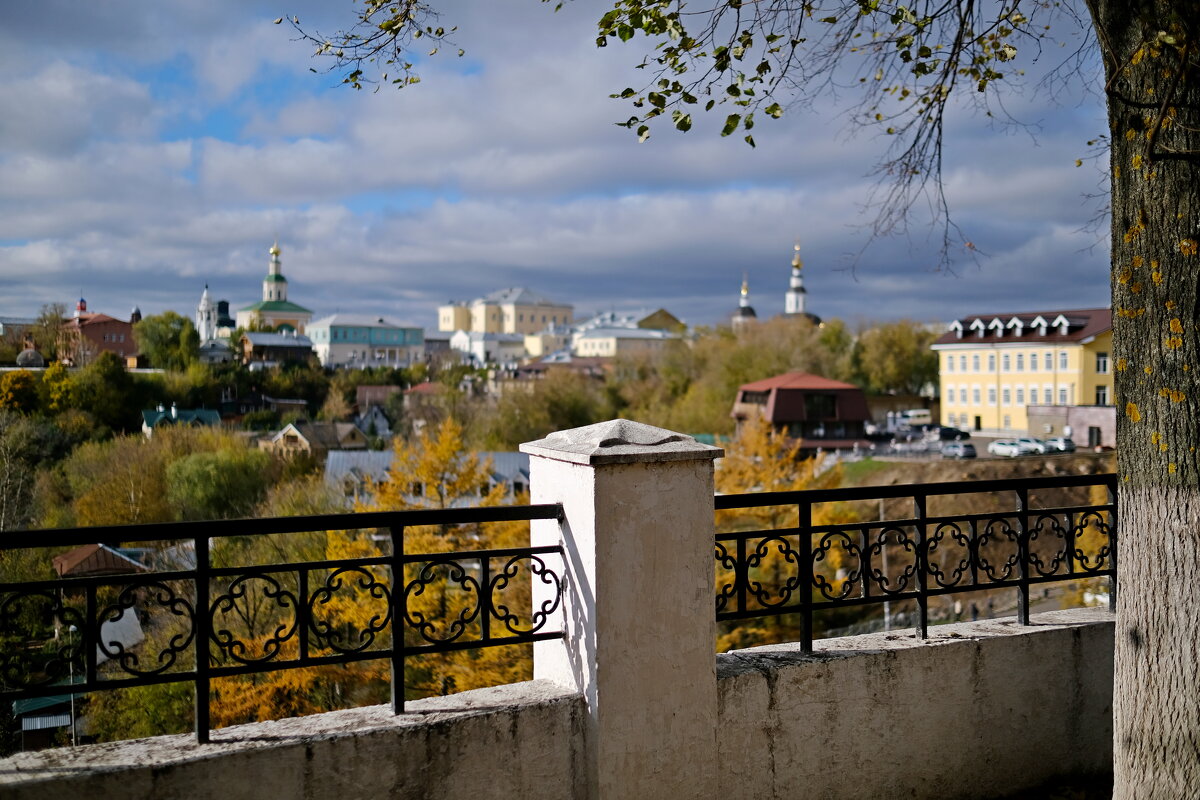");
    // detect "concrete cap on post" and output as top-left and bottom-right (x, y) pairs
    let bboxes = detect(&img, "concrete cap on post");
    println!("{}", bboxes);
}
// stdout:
(521, 419), (722, 800)
(520, 417), (723, 466)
